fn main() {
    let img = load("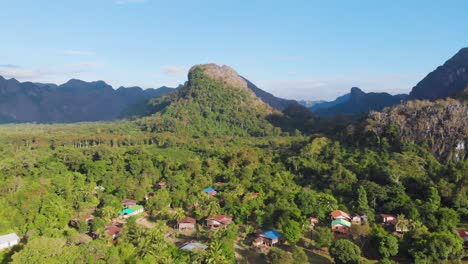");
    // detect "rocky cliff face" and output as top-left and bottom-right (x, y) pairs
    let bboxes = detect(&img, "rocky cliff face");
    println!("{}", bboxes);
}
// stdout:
(409, 47), (468, 100)
(189, 64), (297, 111)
